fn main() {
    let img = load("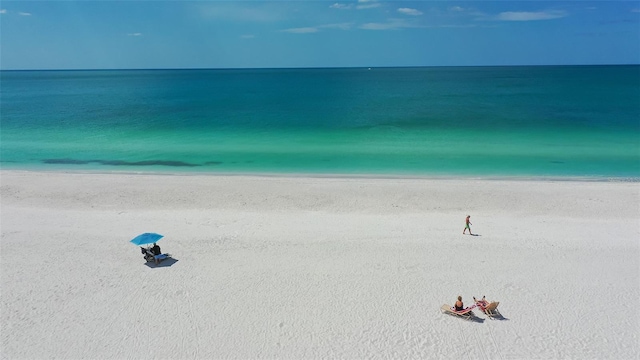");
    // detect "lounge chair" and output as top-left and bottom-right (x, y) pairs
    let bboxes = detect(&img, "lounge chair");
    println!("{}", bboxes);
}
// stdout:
(140, 247), (171, 264)
(441, 304), (477, 320)
(474, 296), (501, 318)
